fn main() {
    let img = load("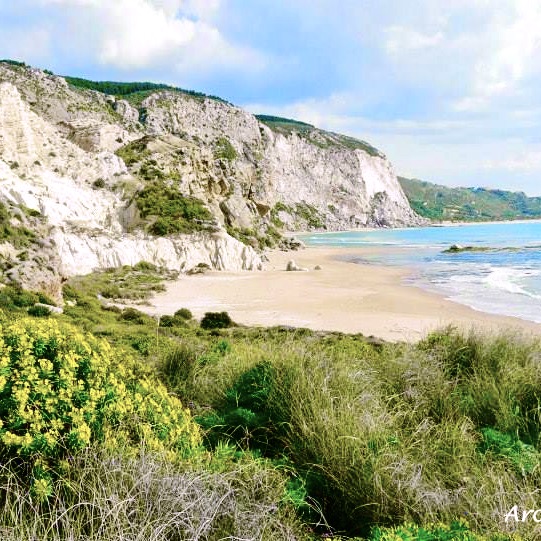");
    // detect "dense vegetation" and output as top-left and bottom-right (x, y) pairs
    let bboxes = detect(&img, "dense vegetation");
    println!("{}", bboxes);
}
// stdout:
(0, 264), (539, 539)
(63, 76), (230, 104)
(399, 176), (541, 222)
(0, 59), (27, 67)
(135, 180), (214, 235)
